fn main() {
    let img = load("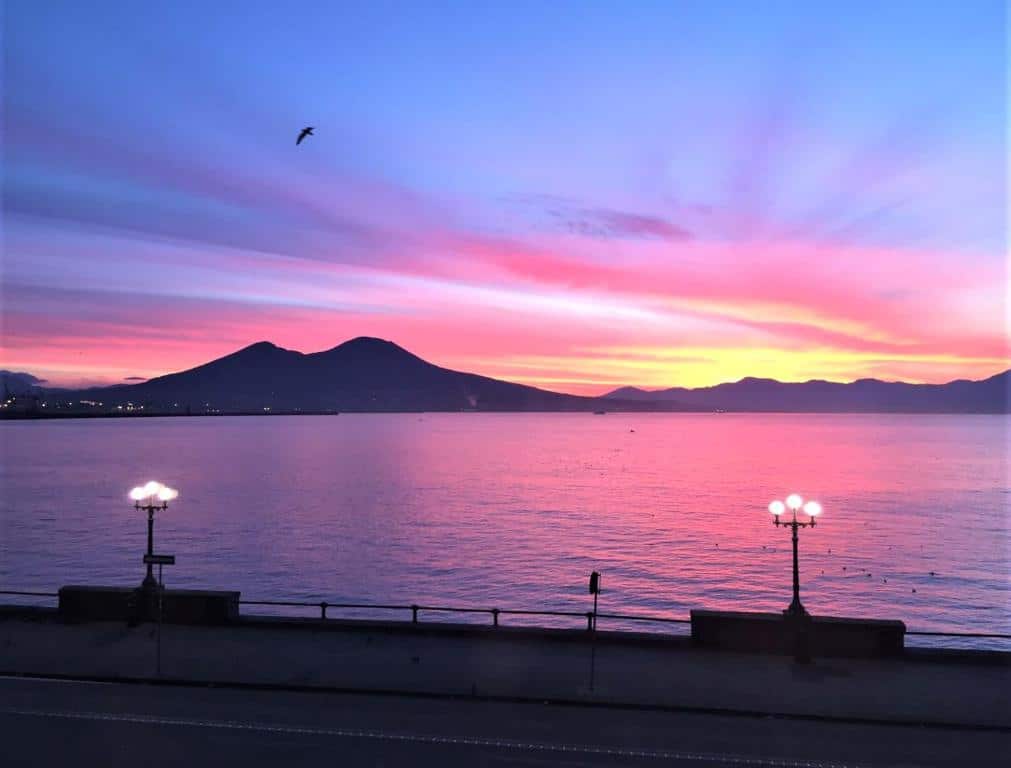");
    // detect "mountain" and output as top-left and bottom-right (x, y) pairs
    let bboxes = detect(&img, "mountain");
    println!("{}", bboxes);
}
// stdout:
(18, 340), (1010, 415)
(1, 370), (47, 395)
(603, 371), (1010, 413)
(51, 337), (688, 414)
